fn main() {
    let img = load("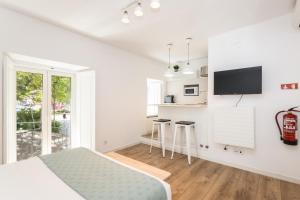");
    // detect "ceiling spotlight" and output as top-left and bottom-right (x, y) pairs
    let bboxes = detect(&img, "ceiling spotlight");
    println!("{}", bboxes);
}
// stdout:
(134, 2), (144, 17)
(121, 10), (130, 24)
(150, 0), (160, 9)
